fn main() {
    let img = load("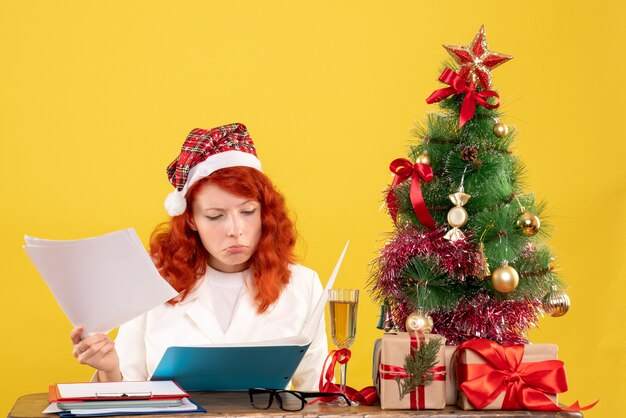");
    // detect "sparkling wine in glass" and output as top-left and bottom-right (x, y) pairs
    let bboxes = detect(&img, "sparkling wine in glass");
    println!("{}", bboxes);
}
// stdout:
(328, 289), (359, 399)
